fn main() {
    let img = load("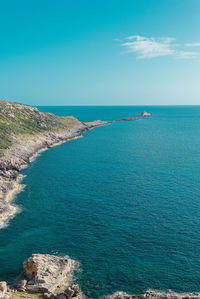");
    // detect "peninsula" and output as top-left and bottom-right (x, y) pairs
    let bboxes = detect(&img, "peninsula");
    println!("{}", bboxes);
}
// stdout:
(0, 100), (140, 226)
(0, 100), (113, 225)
